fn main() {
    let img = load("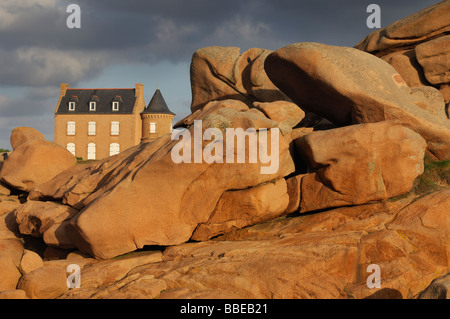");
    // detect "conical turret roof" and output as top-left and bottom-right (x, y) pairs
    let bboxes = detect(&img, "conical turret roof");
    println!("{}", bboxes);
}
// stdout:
(142, 89), (175, 115)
